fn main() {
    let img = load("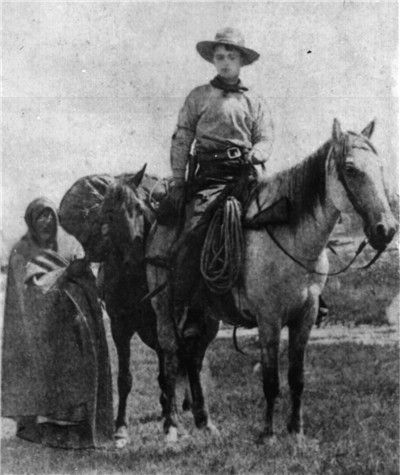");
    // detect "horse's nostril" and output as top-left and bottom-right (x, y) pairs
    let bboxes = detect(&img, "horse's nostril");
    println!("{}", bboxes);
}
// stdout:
(376, 222), (397, 243)
(376, 223), (386, 237)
